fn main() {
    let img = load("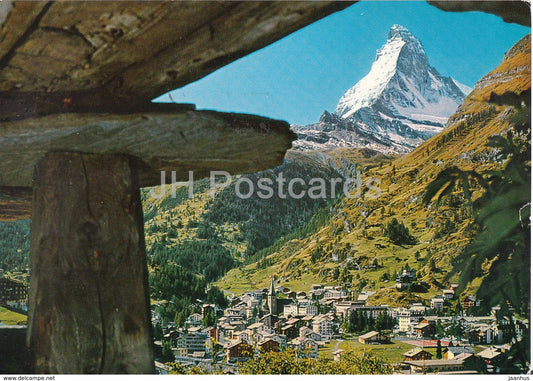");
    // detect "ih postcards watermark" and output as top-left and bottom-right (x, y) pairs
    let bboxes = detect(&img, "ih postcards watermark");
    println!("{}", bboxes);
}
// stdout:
(149, 171), (381, 200)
